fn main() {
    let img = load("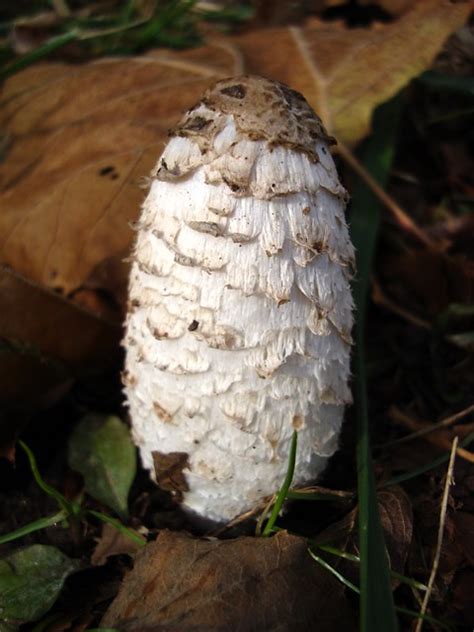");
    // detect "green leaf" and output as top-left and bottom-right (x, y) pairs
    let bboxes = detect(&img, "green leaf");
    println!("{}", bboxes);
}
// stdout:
(68, 414), (136, 519)
(0, 545), (78, 624)
(349, 94), (403, 632)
